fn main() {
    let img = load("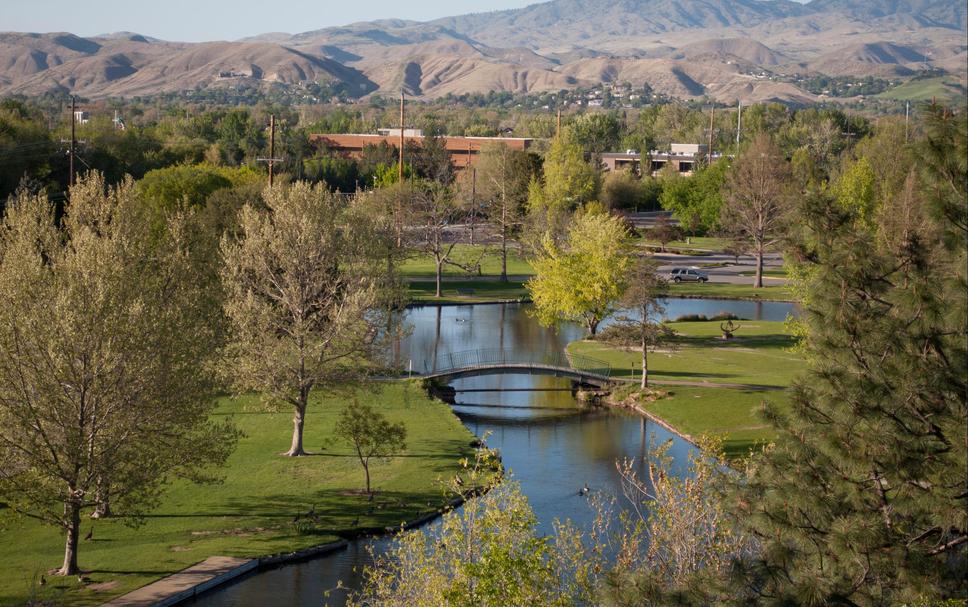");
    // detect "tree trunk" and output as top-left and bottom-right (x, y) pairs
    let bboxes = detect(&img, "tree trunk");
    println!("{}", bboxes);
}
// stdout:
(59, 497), (81, 576)
(587, 318), (599, 336)
(286, 402), (307, 457)
(435, 256), (443, 298)
(500, 202), (509, 283)
(641, 331), (649, 389)
(754, 241), (764, 288)
(363, 460), (371, 497)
